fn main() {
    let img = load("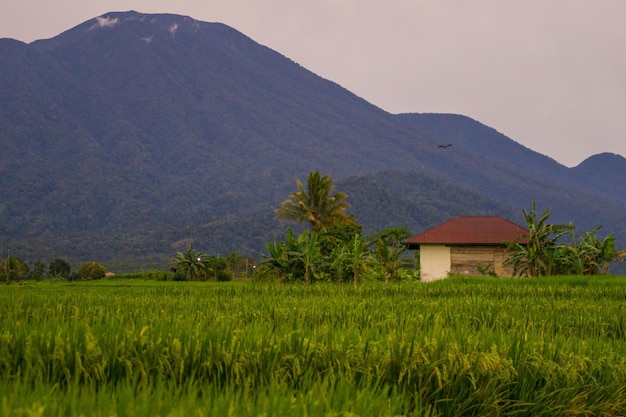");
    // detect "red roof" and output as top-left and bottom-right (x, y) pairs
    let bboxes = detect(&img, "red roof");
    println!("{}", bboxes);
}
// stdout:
(406, 216), (528, 248)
